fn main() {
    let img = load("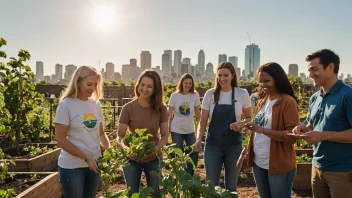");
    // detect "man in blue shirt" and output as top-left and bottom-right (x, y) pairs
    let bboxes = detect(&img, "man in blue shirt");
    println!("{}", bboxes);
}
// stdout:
(293, 49), (352, 198)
